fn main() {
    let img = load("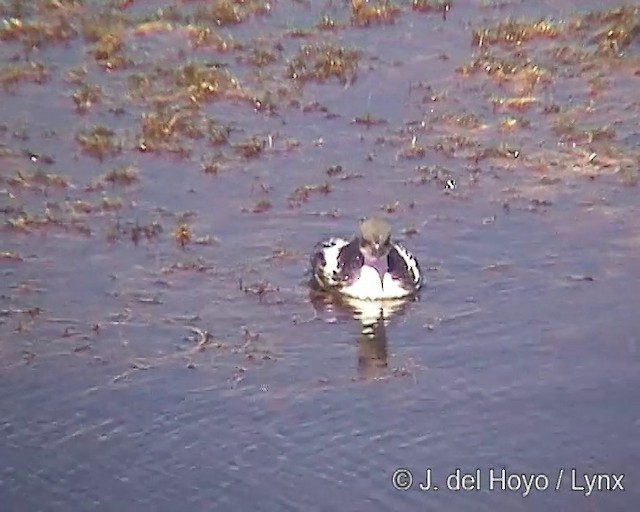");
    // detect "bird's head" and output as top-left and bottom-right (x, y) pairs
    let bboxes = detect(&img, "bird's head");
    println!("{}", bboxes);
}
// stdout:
(358, 217), (391, 261)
